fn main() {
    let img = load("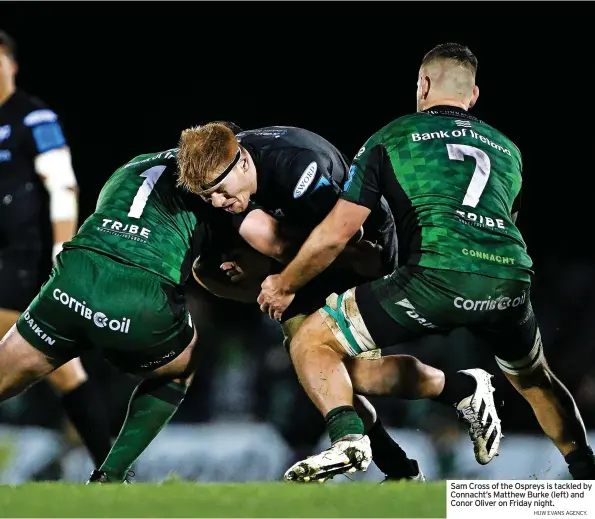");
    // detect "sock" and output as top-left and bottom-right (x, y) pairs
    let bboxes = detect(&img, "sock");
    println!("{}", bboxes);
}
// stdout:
(100, 379), (187, 482)
(565, 445), (595, 480)
(431, 370), (476, 407)
(367, 419), (418, 478)
(61, 380), (112, 468)
(325, 406), (364, 444)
